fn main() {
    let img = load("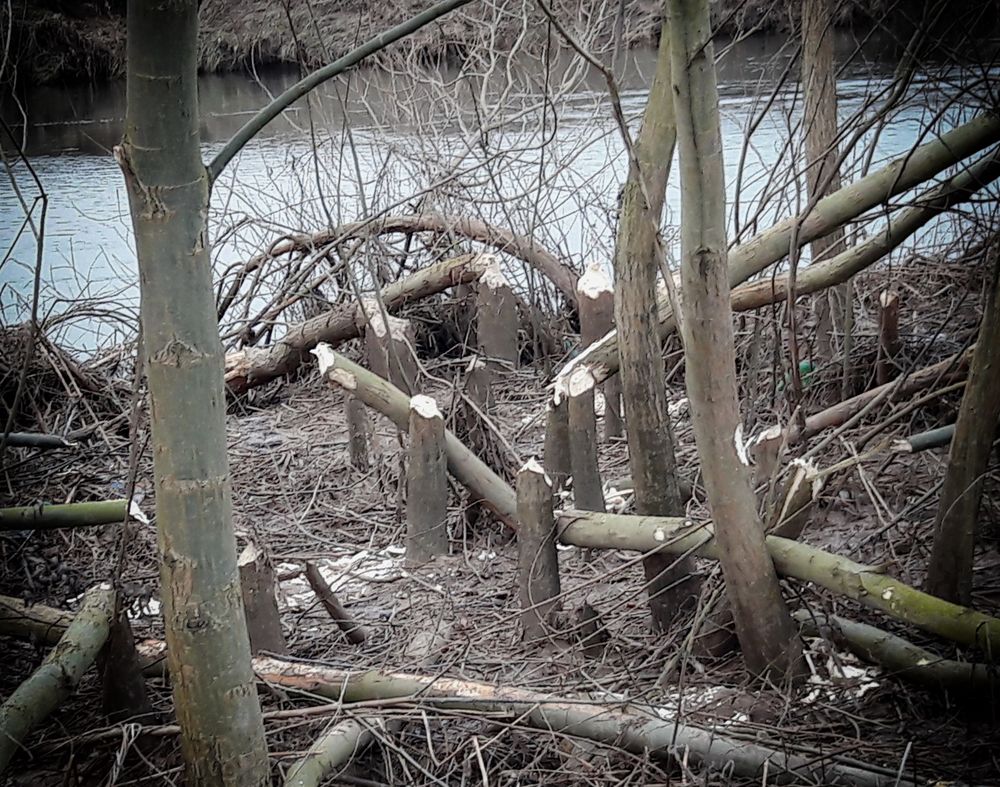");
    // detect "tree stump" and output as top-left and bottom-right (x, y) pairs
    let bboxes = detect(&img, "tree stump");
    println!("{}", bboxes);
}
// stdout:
(567, 367), (605, 512)
(577, 262), (623, 440)
(360, 301), (419, 394)
(238, 541), (288, 655)
(345, 393), (370, 471)
(543, 396), (571, 493)
(876, 290), (901, 385)
(476, 262), (518, 368)
(516, 459), (561, 641)
(406, 394), (449, 565)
